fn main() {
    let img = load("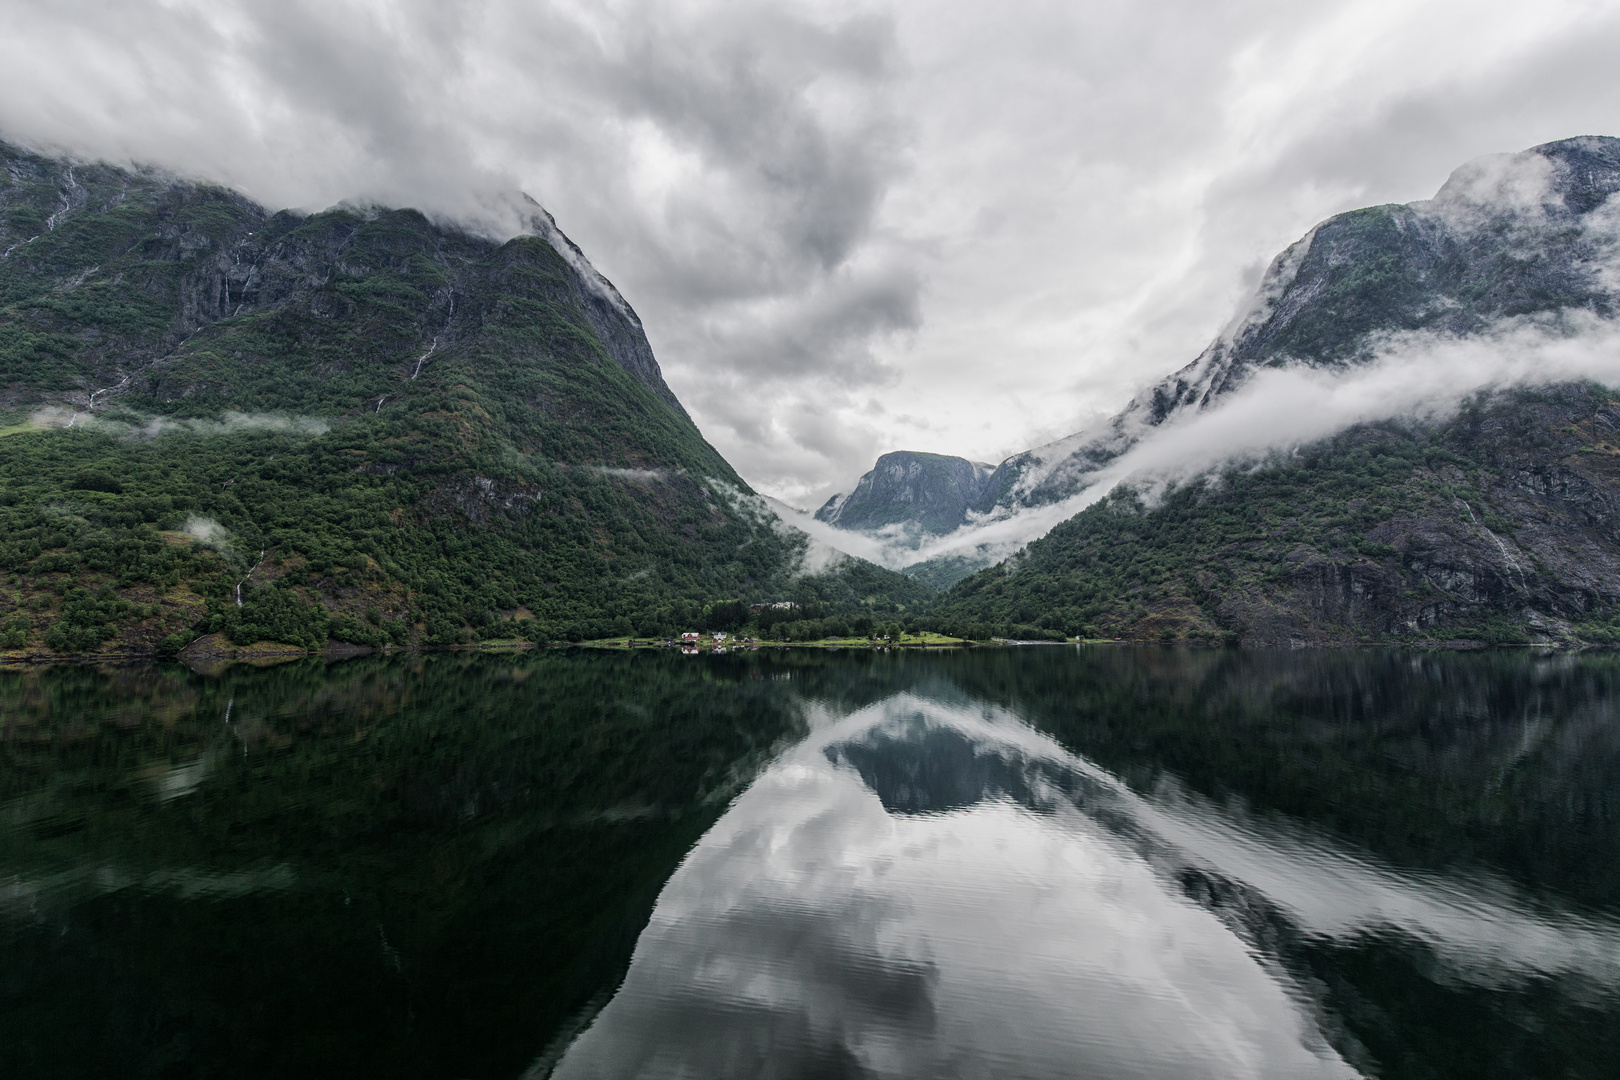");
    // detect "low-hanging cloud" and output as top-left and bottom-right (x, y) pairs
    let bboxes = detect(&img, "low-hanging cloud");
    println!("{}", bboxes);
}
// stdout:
(7, 1), (1620, 507)
(1084, 314), (1620, 491)
(28, 408), (331, 439)
(574, 464), (671, 483)
(182, 514), (230, 550)
(812, 312), (1620, 572)
(705, 474), (873, 576)
(761, 495), (879, 575)
(144, 412), (333, 438)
